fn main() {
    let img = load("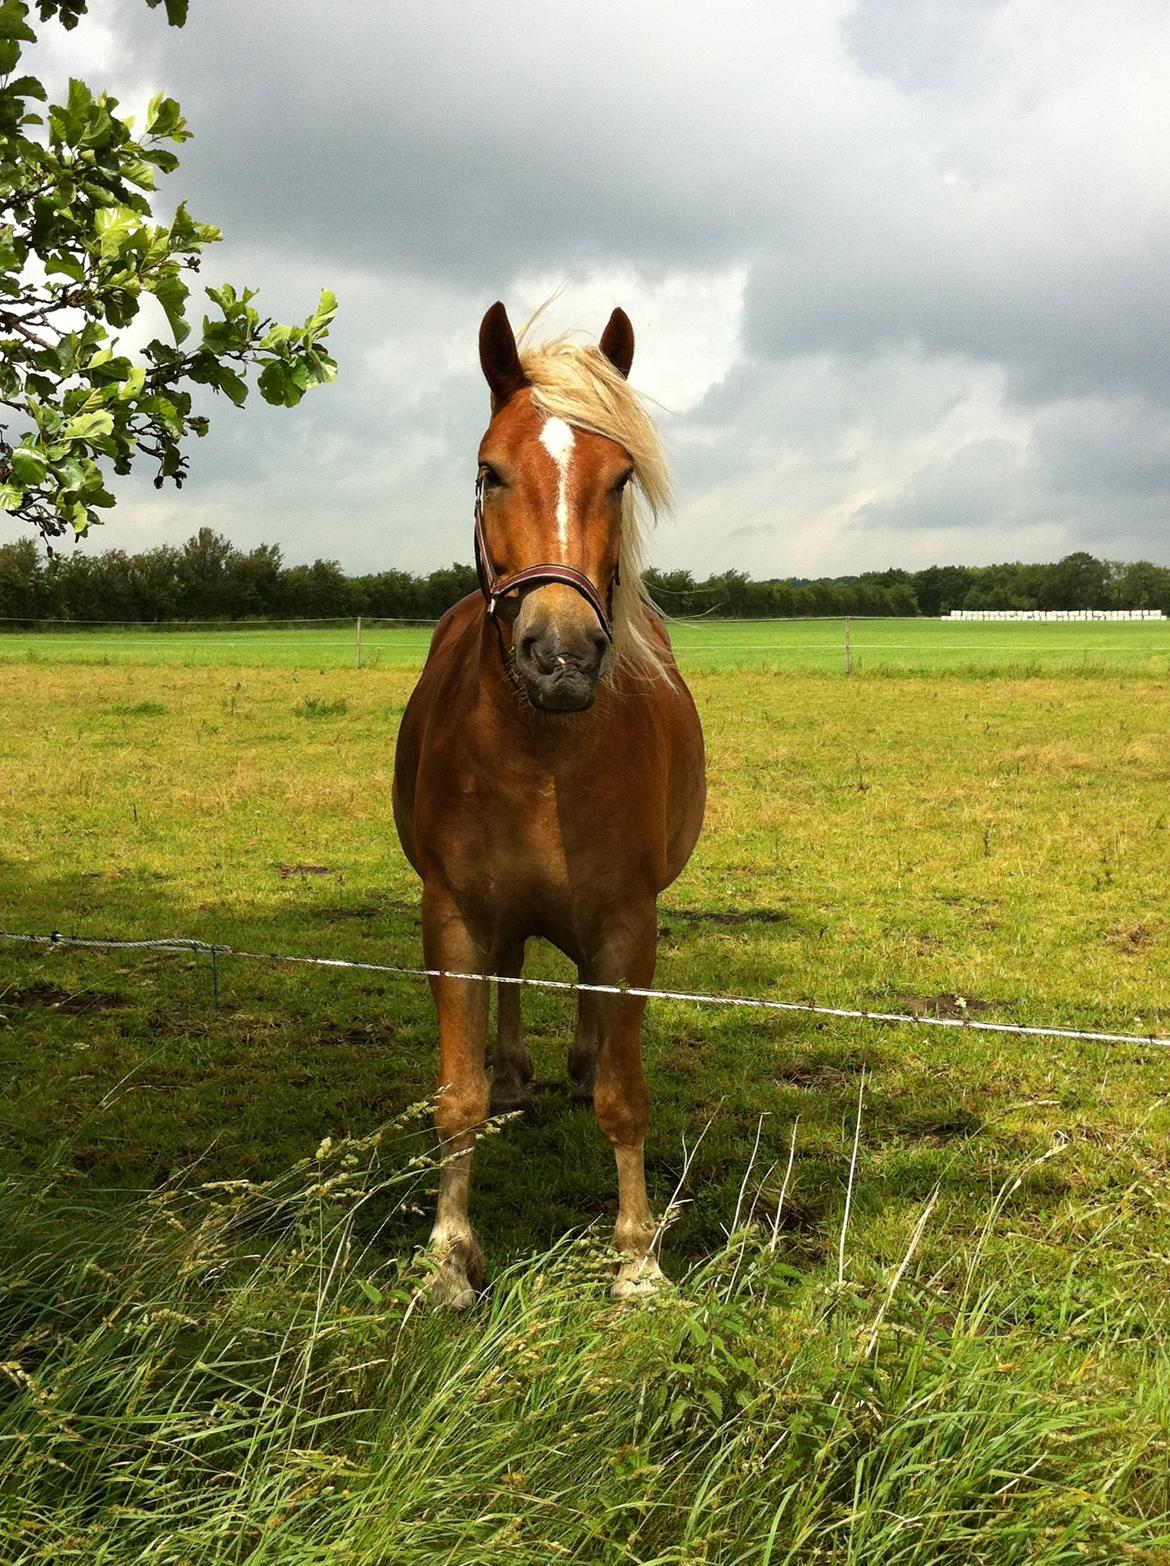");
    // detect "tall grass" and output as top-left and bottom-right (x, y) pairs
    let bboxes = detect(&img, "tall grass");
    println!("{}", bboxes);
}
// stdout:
(3, 1114), (1167, 1565)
